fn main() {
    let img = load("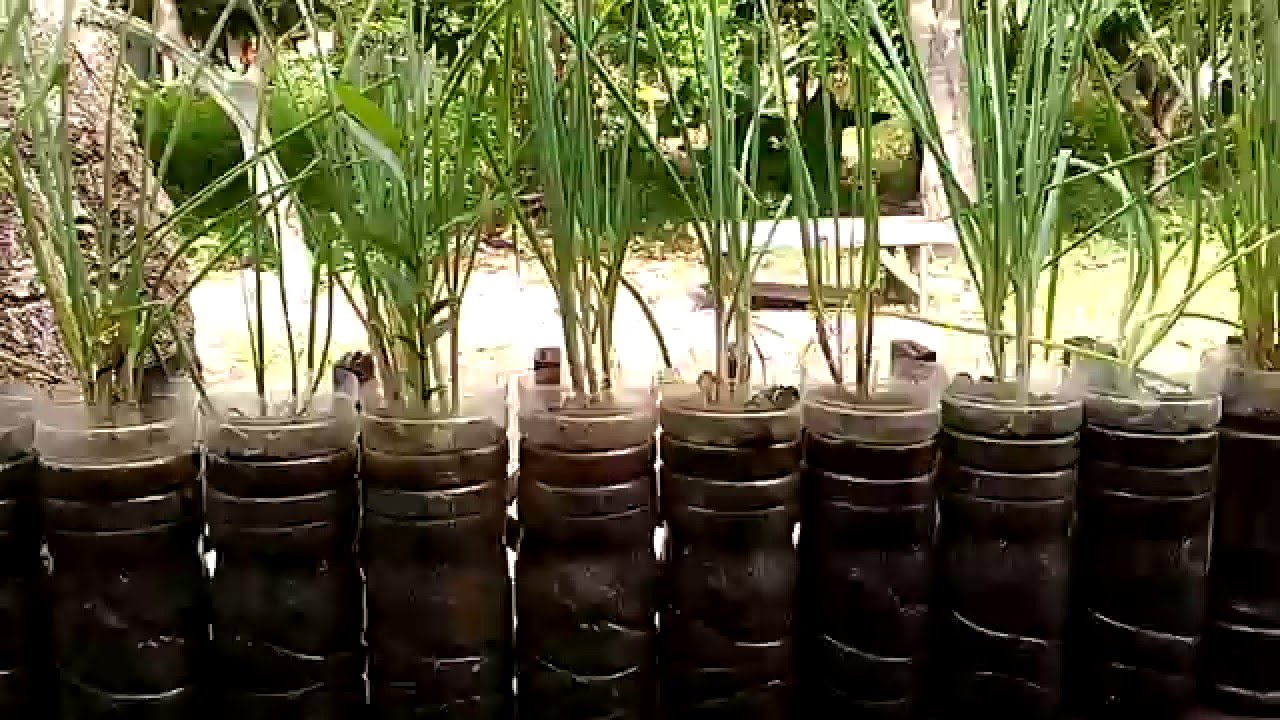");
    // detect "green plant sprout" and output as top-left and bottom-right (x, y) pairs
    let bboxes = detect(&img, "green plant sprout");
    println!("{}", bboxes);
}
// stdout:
(832, 0), (1107, 394)
(770, 0), (884, 395)
(4, 0), (293, 415)
(1040, 0), (1274, 392)
(635, 0), (782, 405)
(1192, 0), (1280, 371)
(291, 0), (508, 415)
(492, 0), (654, 400)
